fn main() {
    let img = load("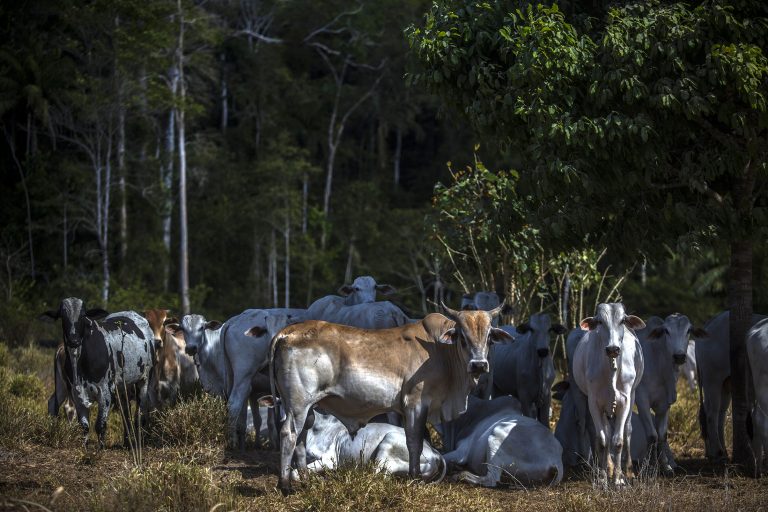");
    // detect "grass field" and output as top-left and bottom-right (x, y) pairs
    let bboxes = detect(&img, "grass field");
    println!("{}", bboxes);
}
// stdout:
(1, 344), (766, 512)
